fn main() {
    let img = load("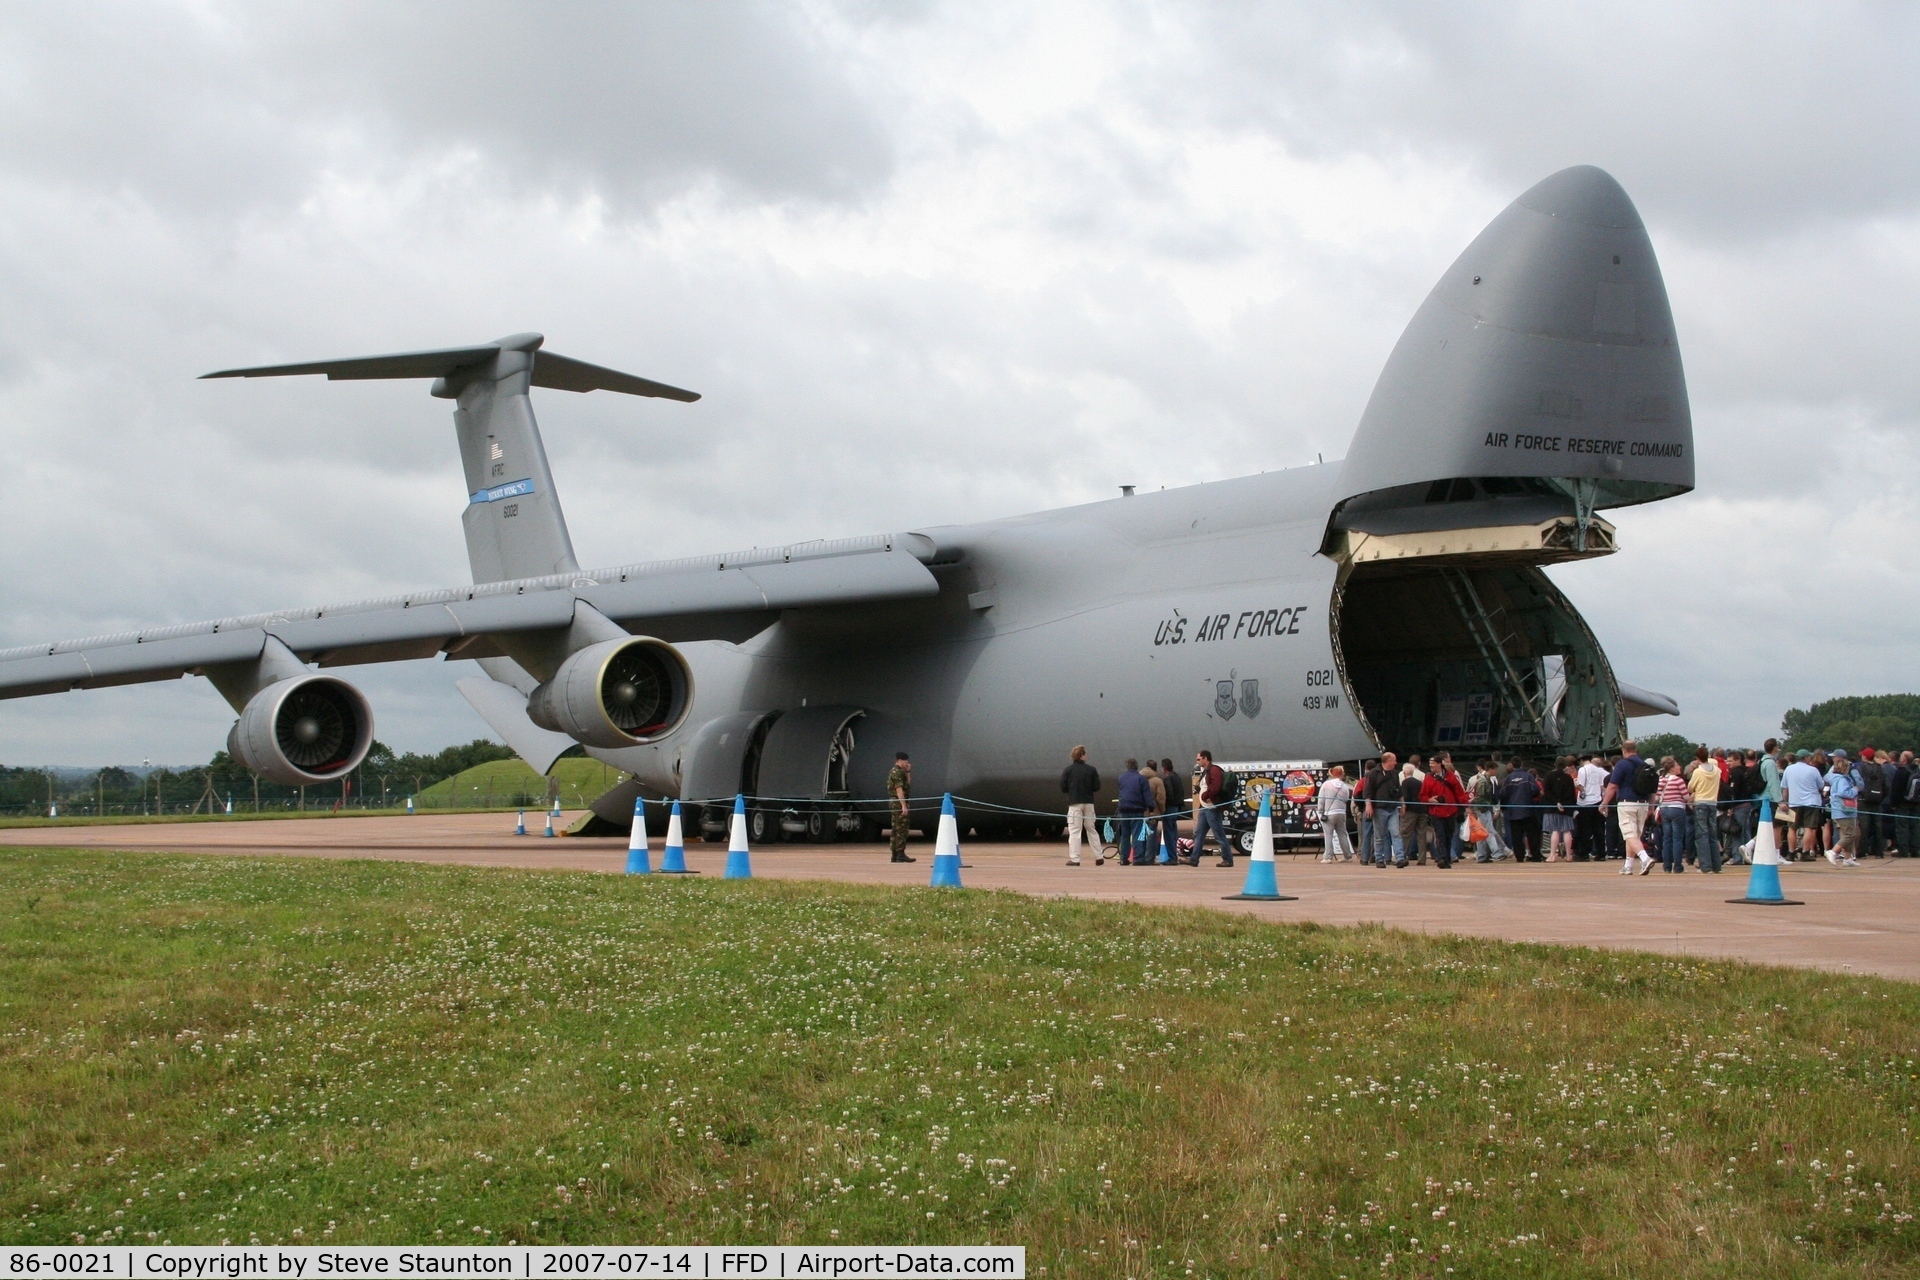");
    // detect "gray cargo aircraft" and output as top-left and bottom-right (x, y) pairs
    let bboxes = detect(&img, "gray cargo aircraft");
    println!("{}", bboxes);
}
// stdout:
(1, 165), (1687, 841)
